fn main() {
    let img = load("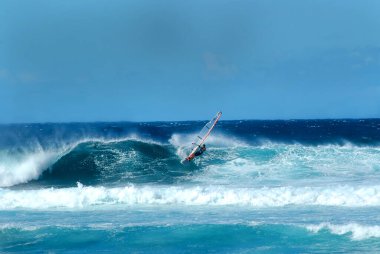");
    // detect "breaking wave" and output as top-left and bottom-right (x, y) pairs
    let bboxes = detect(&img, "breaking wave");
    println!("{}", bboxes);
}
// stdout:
(0, 136), (196, 188)
(1, 133), (380, 188)
(305, 223), (380, 240)
(2, 183), (380, 209)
